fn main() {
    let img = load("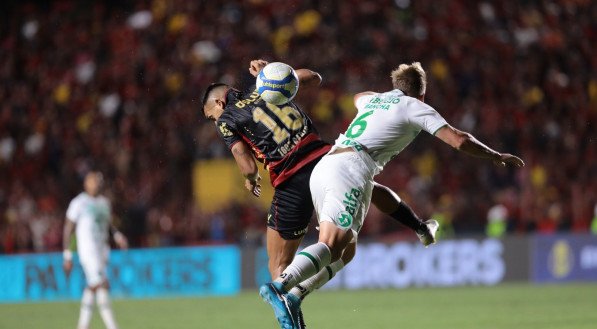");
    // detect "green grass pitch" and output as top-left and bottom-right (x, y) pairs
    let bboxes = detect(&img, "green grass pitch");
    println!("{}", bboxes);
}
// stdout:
(1, 283), (596, 329)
